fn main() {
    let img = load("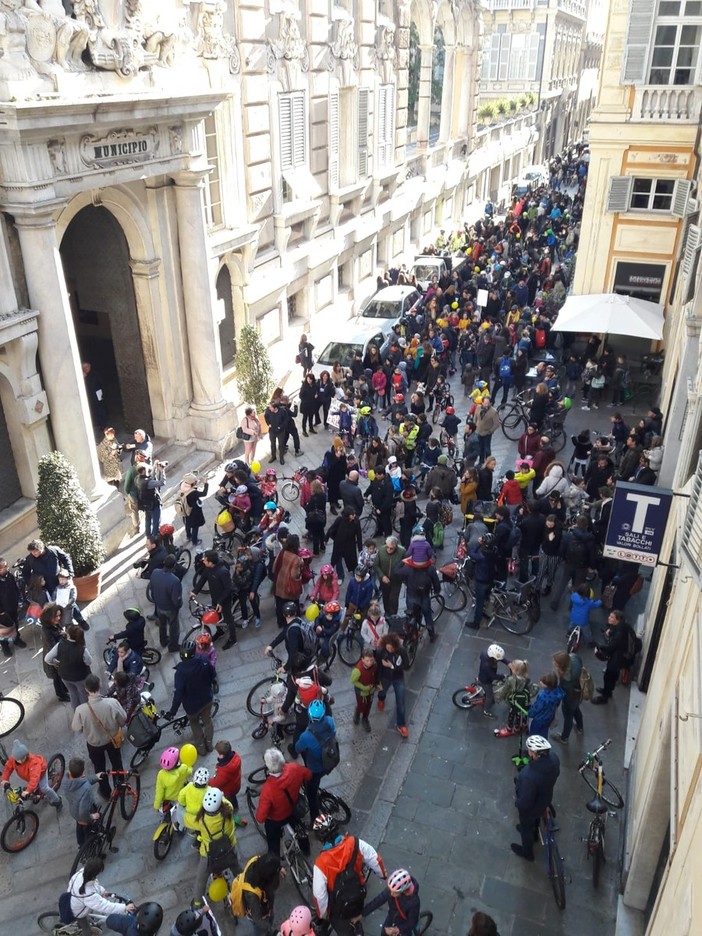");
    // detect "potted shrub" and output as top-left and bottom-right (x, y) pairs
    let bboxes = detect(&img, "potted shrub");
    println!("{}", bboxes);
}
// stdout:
(236, 323), (274, 430)
(496, 98), (509, 117)
(478, 102), (495, 125)
(36, 452), (106, 601)
(509, 98), (518, 114)
(518, 94), (529, 111)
